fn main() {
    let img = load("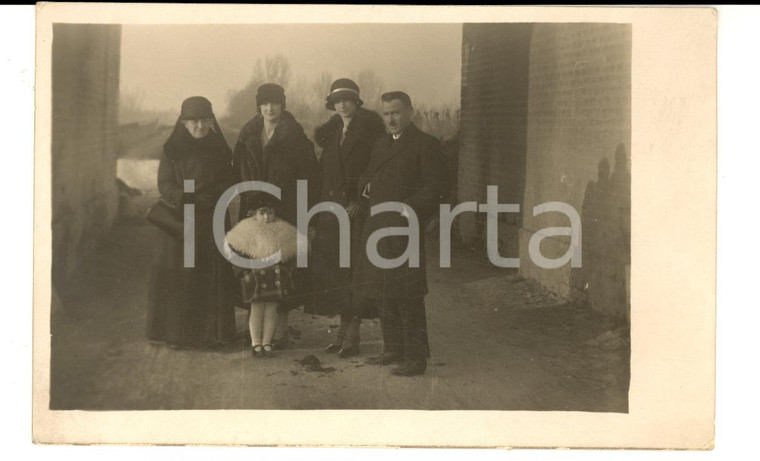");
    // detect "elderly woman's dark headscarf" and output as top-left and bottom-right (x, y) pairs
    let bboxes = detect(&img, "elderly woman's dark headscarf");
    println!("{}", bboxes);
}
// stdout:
(163, 96), (232, 161)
